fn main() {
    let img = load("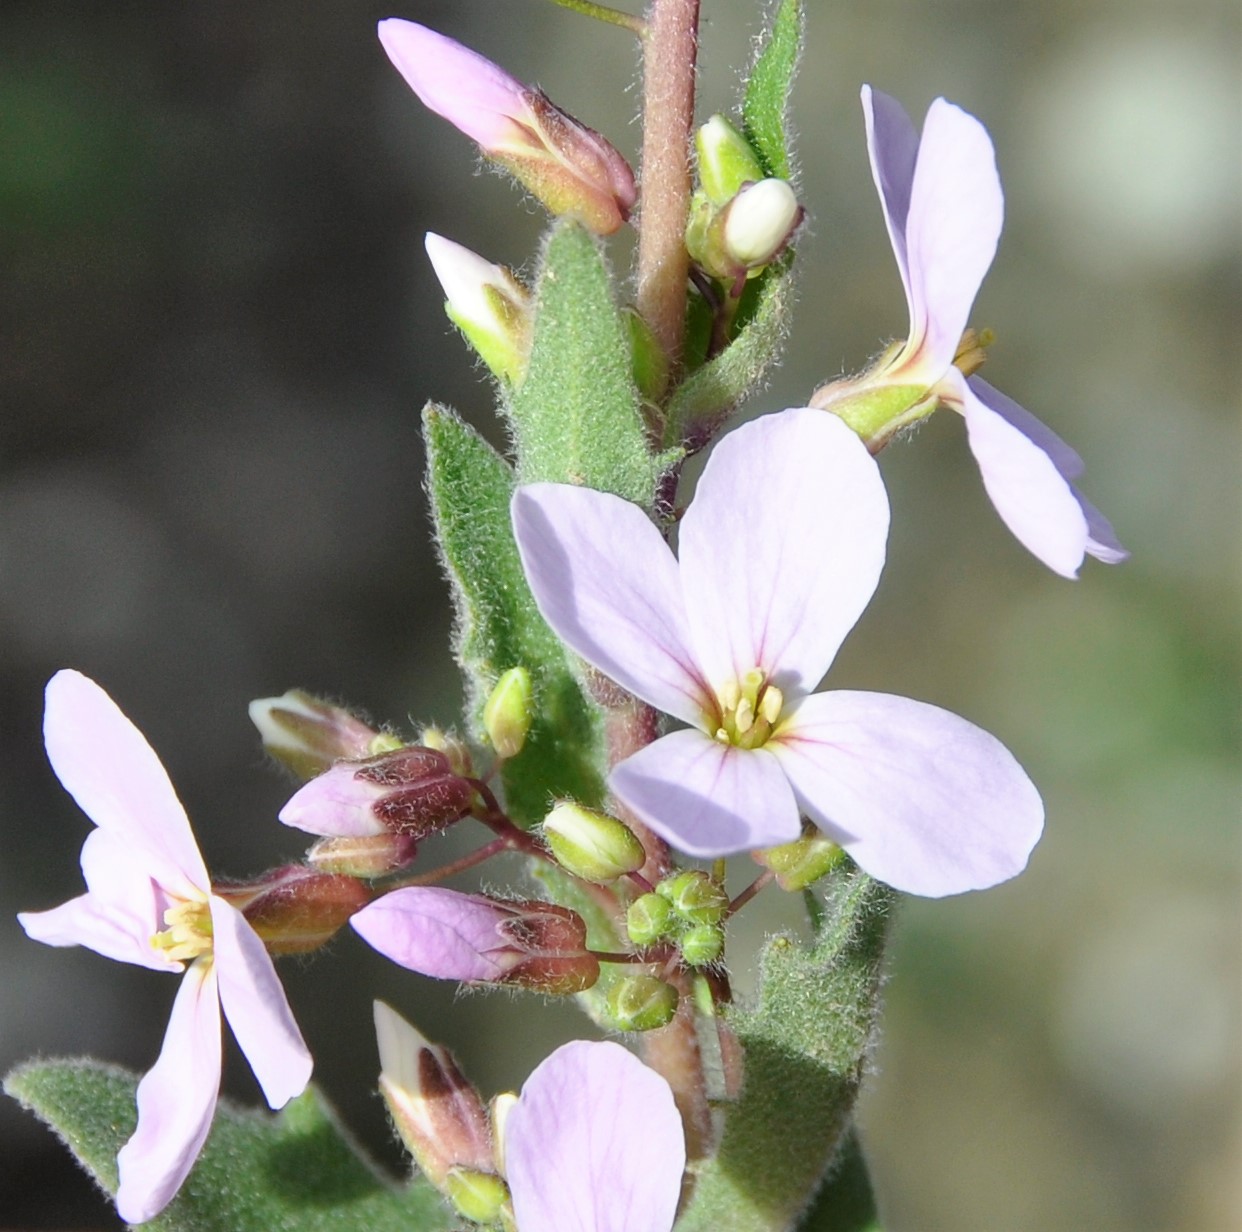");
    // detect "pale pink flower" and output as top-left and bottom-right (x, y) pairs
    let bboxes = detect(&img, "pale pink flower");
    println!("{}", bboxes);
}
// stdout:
(18, 670), (311, 1223)
(512, 409), (1044, 897)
